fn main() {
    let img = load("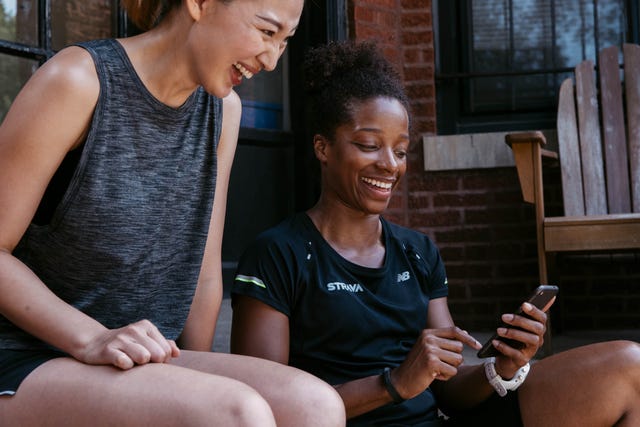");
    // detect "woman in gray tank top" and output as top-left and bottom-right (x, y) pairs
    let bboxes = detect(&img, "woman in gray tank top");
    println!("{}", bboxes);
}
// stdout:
(0, 1), (345, 426)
